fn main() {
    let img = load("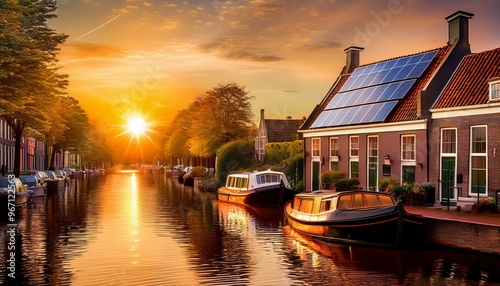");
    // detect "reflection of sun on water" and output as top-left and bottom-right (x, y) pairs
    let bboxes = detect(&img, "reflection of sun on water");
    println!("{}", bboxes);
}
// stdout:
(130, 173), (140, 264)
